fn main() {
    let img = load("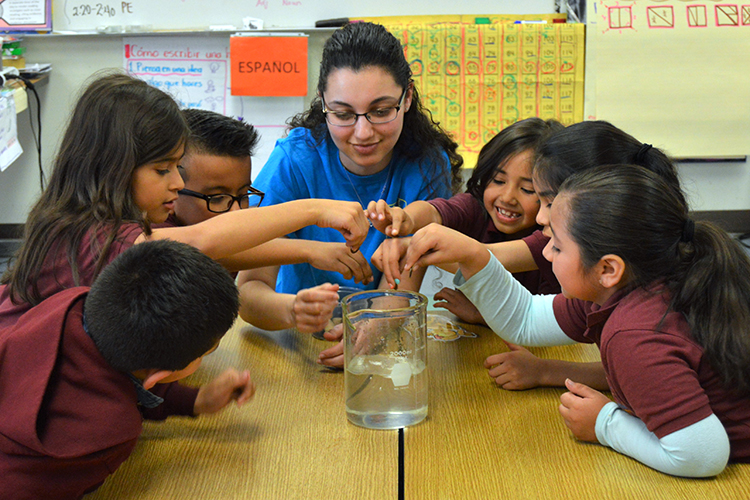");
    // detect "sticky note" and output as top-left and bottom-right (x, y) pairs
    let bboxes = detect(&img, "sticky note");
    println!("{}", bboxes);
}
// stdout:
(230, 35), (308, 96)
